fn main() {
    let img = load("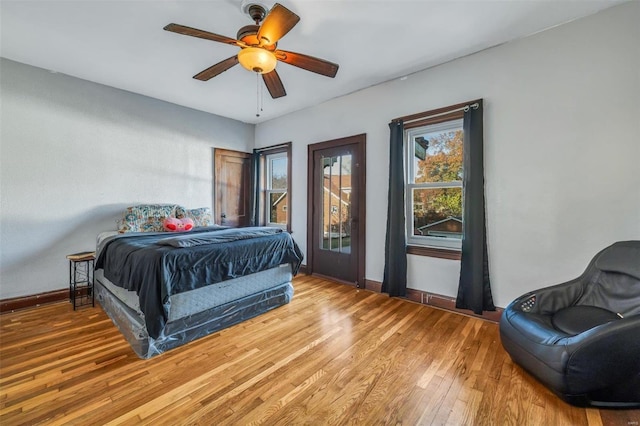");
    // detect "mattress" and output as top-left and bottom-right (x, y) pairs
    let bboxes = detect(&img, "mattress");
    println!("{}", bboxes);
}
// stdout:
(96, 263), (293, 322)
(96, 227), (303, 338)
